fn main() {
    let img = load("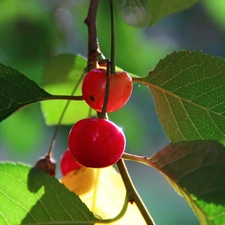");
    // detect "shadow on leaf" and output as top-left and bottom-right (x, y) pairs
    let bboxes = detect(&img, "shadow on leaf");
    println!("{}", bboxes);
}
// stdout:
(20, 167), (95, 225)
